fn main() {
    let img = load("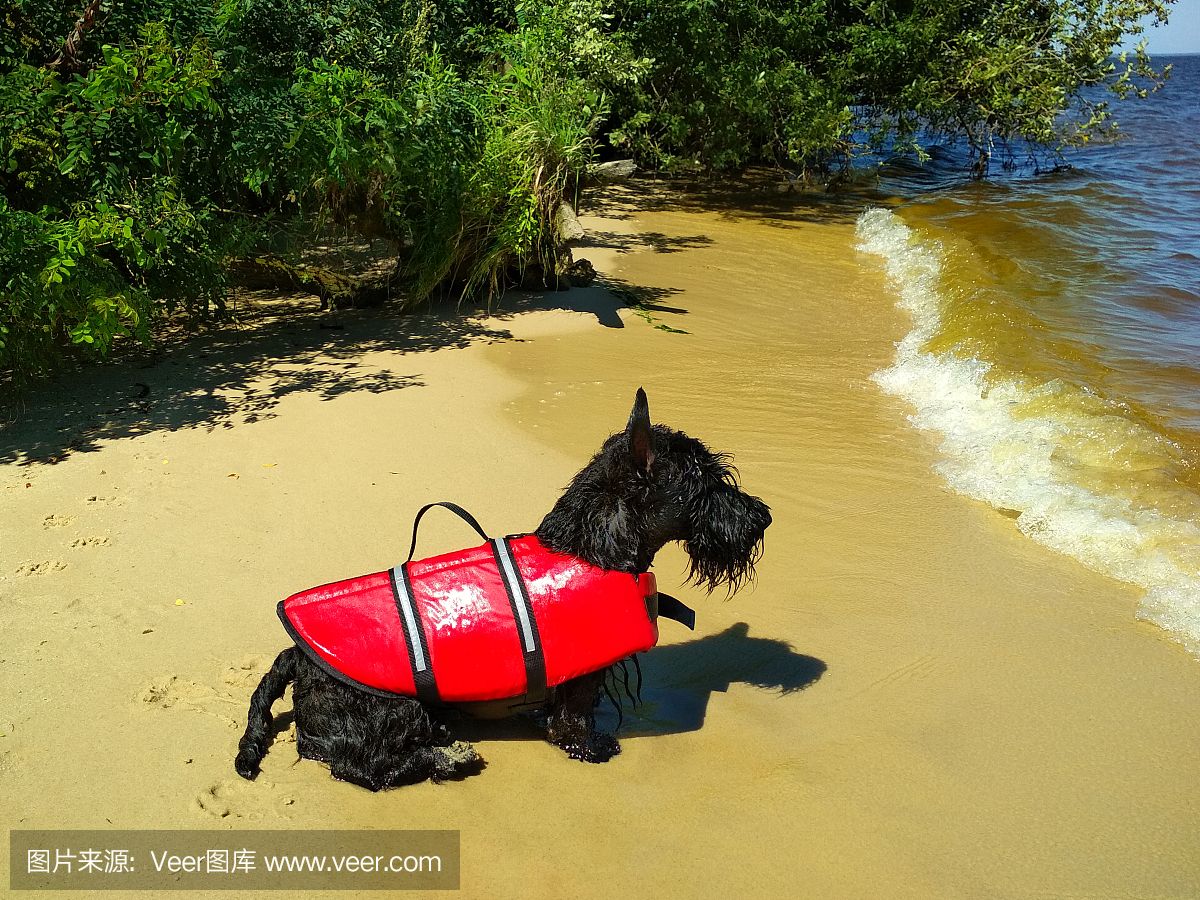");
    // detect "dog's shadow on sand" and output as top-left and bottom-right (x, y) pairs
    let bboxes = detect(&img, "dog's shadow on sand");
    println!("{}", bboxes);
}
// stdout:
(608, 622), (826, 736)
(454, 622), (825, 742)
